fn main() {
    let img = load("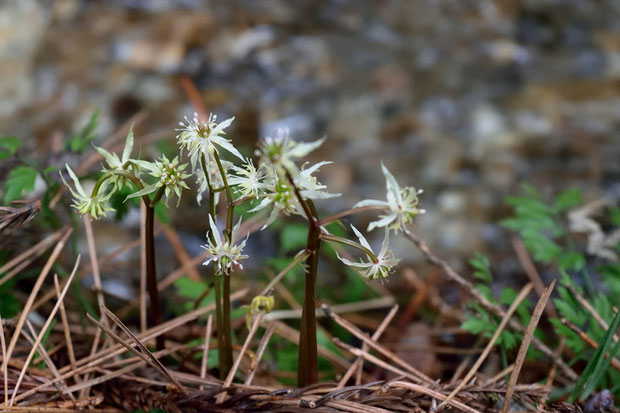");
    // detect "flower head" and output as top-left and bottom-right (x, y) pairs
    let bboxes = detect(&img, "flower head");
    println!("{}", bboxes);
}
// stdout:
(93, 127), (138, 190)
(337, 225), (400, 281)
(257, 128), (325, 174)
(228, 158), (267, 199)
(354, 163), (425, 232)
(177, 113), (243, 172)
(129, 155), (191, 206)
(60, 164), (113, 219)
(250, 175), (298, 228)
(202, 215), (248, 275)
